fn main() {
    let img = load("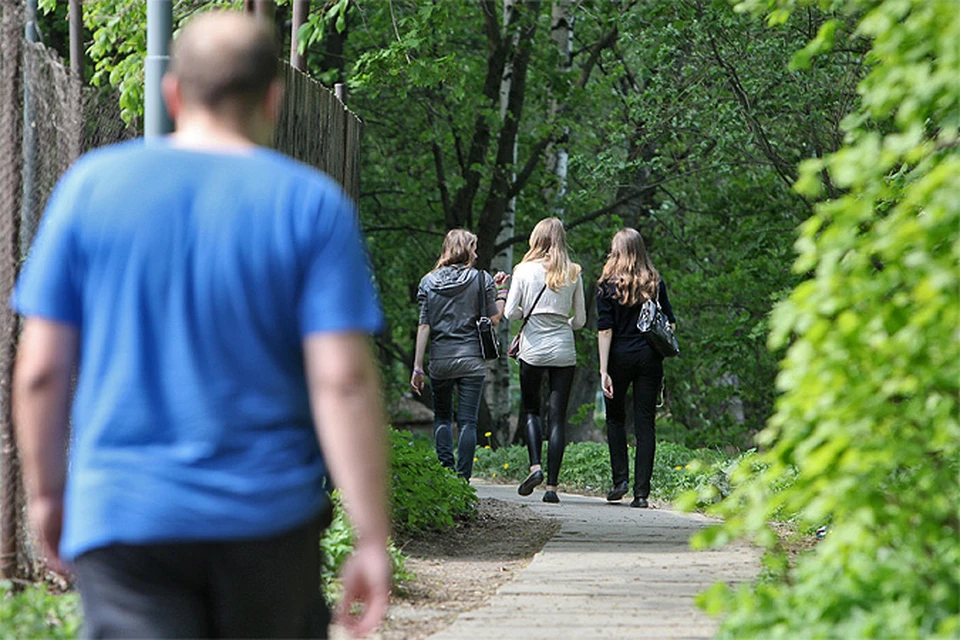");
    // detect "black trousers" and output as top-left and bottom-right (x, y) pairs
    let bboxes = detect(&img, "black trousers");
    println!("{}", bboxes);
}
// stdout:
(519, 360), (575, 486)
(74, 513), (330, 639)
(603, 347), (663, 499)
